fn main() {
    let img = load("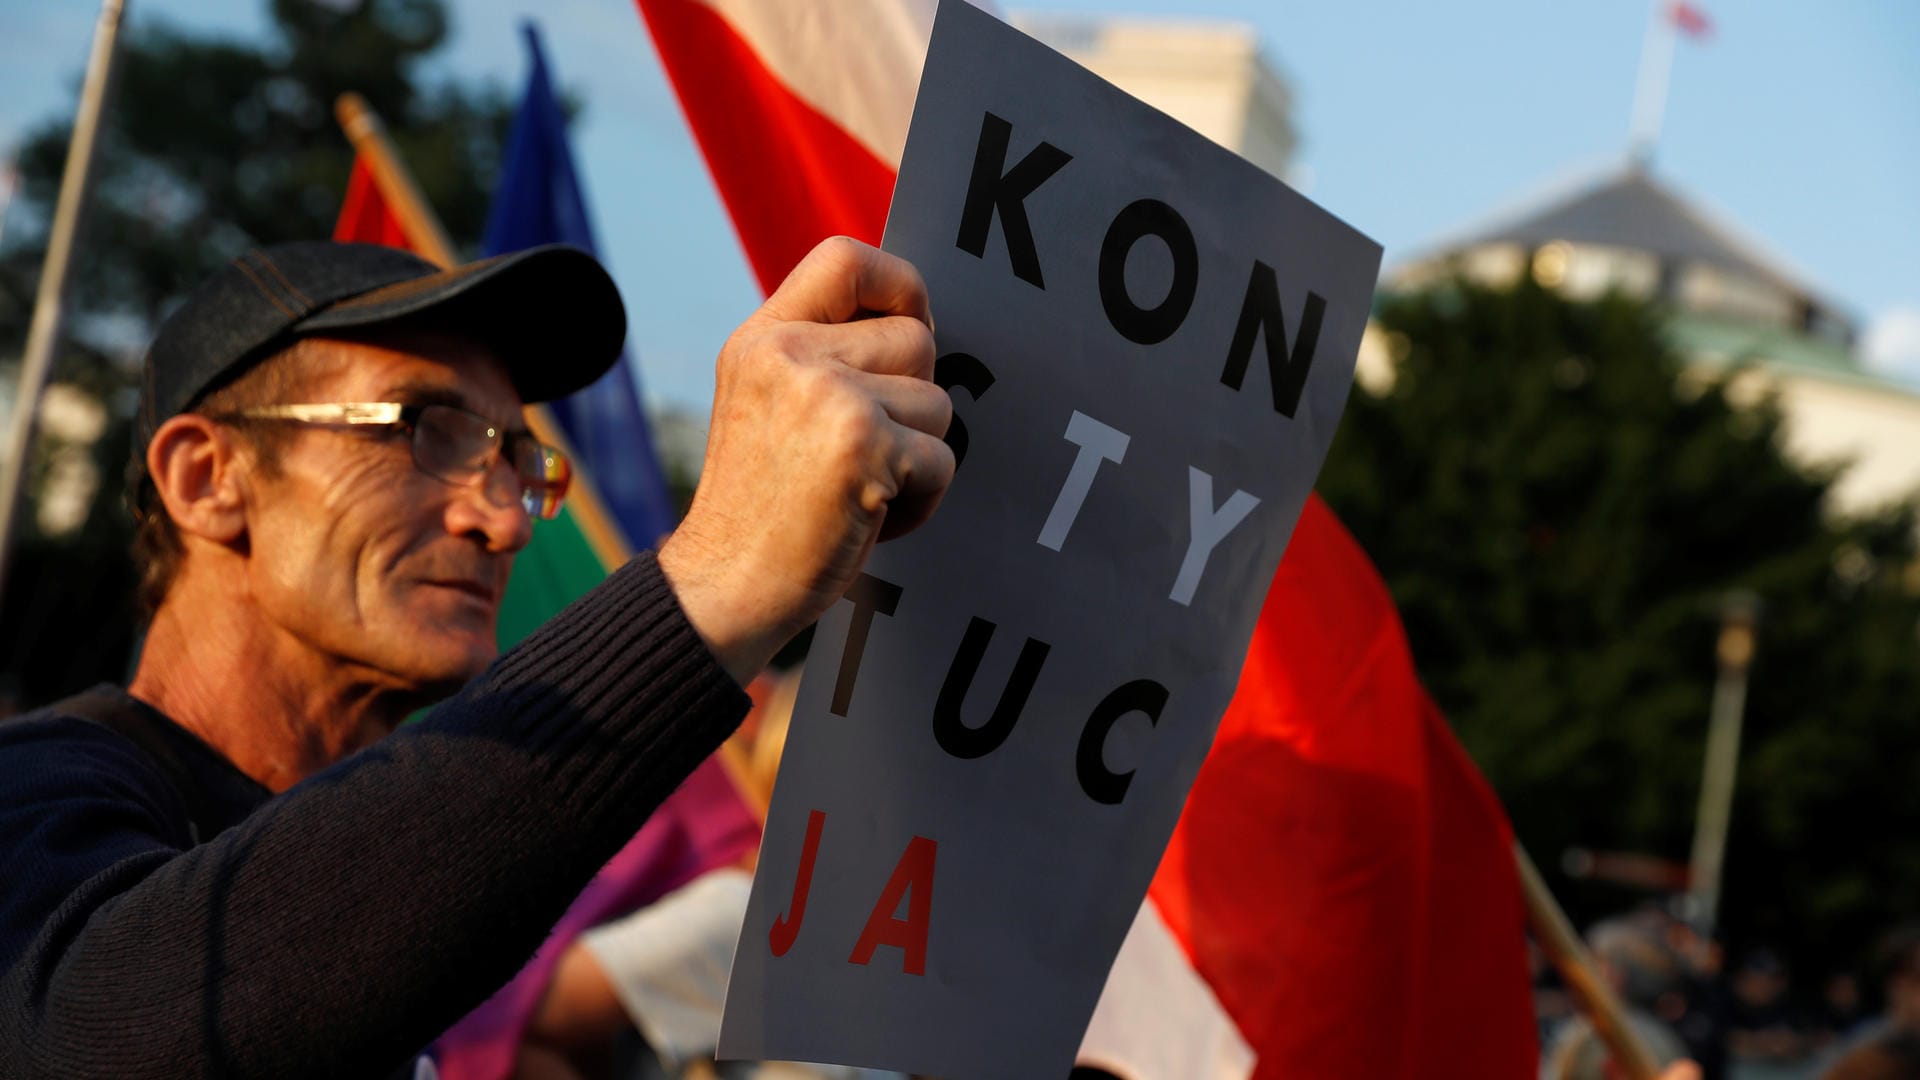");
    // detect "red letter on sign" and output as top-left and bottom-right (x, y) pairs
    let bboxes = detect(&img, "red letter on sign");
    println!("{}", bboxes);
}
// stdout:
(769, 808), (827, 958)
(848, 835), (938, 976)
